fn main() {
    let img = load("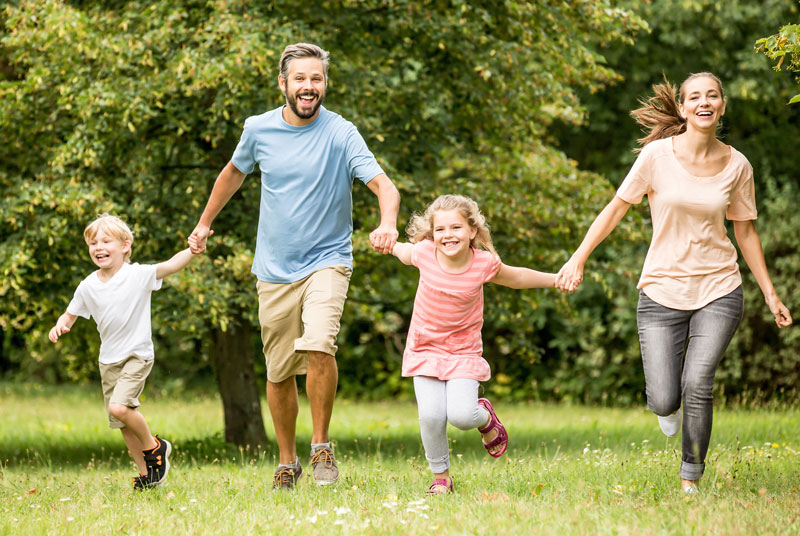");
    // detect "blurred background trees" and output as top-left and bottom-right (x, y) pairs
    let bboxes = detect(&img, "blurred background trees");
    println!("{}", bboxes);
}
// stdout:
(1, 0), (797, 444)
